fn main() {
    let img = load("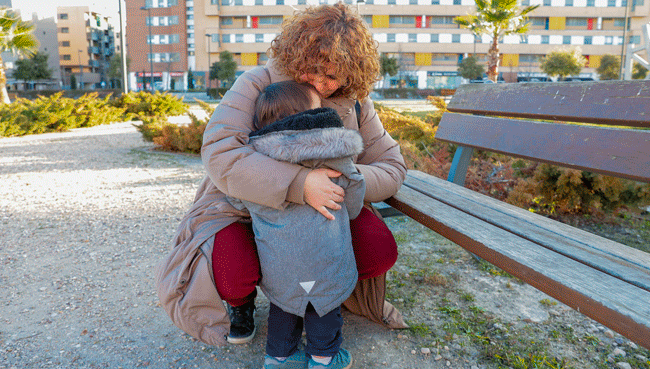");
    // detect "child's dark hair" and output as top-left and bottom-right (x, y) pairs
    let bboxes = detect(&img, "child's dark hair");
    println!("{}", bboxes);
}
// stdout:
(253, 81), (318, 131)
